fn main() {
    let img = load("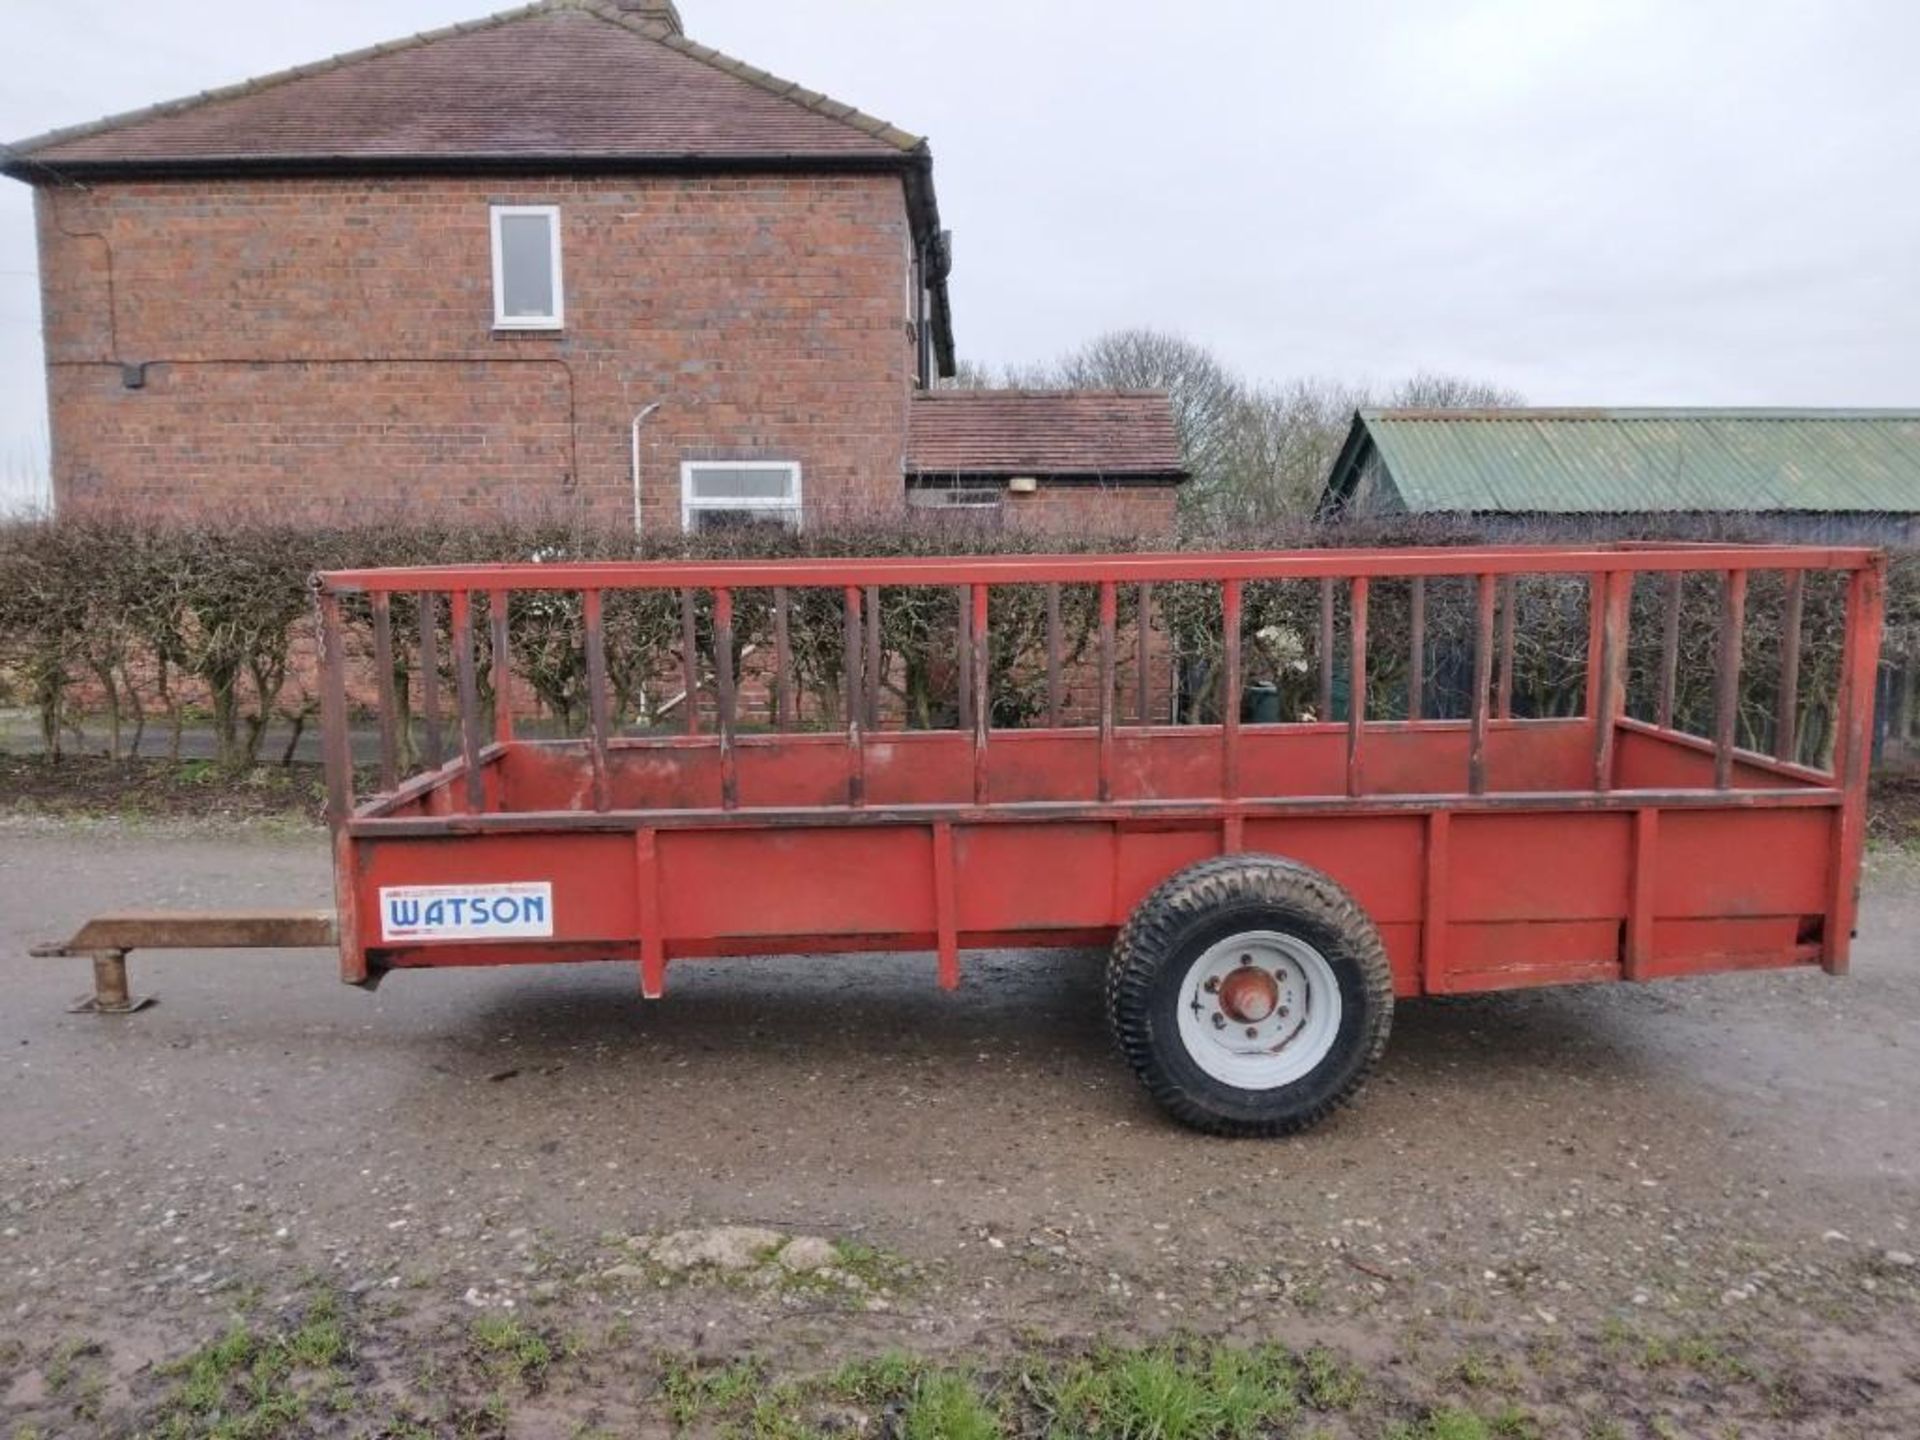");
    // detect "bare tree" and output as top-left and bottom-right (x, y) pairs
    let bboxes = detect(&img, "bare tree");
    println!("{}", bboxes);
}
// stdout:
(1206, 379), (1373, 530)
(939, 359), (1003, 391)
(1200, 374), (1524, 530)
(1388, 372), (1525, 410)
(1049, 330), (1248, 495)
